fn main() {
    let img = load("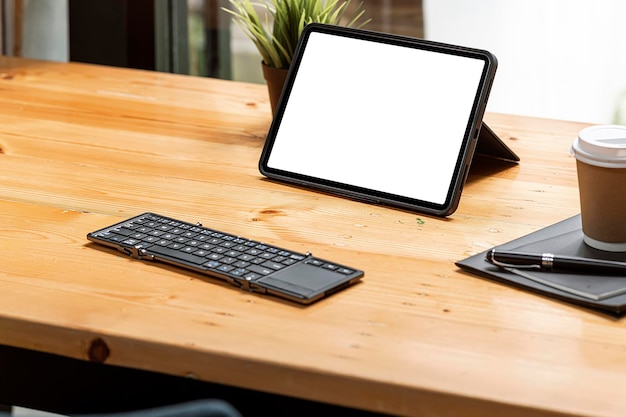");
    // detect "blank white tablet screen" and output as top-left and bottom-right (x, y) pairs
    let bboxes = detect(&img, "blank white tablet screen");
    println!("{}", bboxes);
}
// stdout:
(266, 31), (486, 205)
